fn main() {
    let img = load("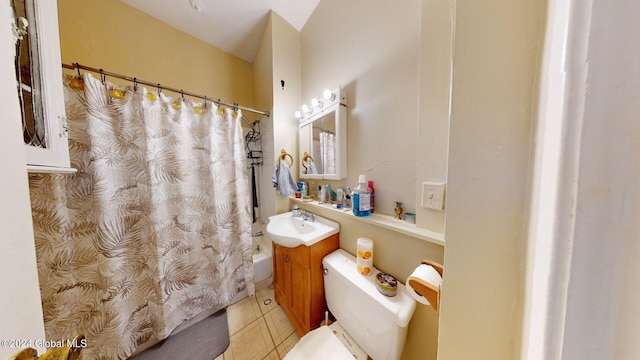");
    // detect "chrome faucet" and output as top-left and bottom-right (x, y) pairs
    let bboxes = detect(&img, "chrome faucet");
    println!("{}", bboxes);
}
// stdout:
(300, 211), (315, 222)
(292, 206), (314, 221)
